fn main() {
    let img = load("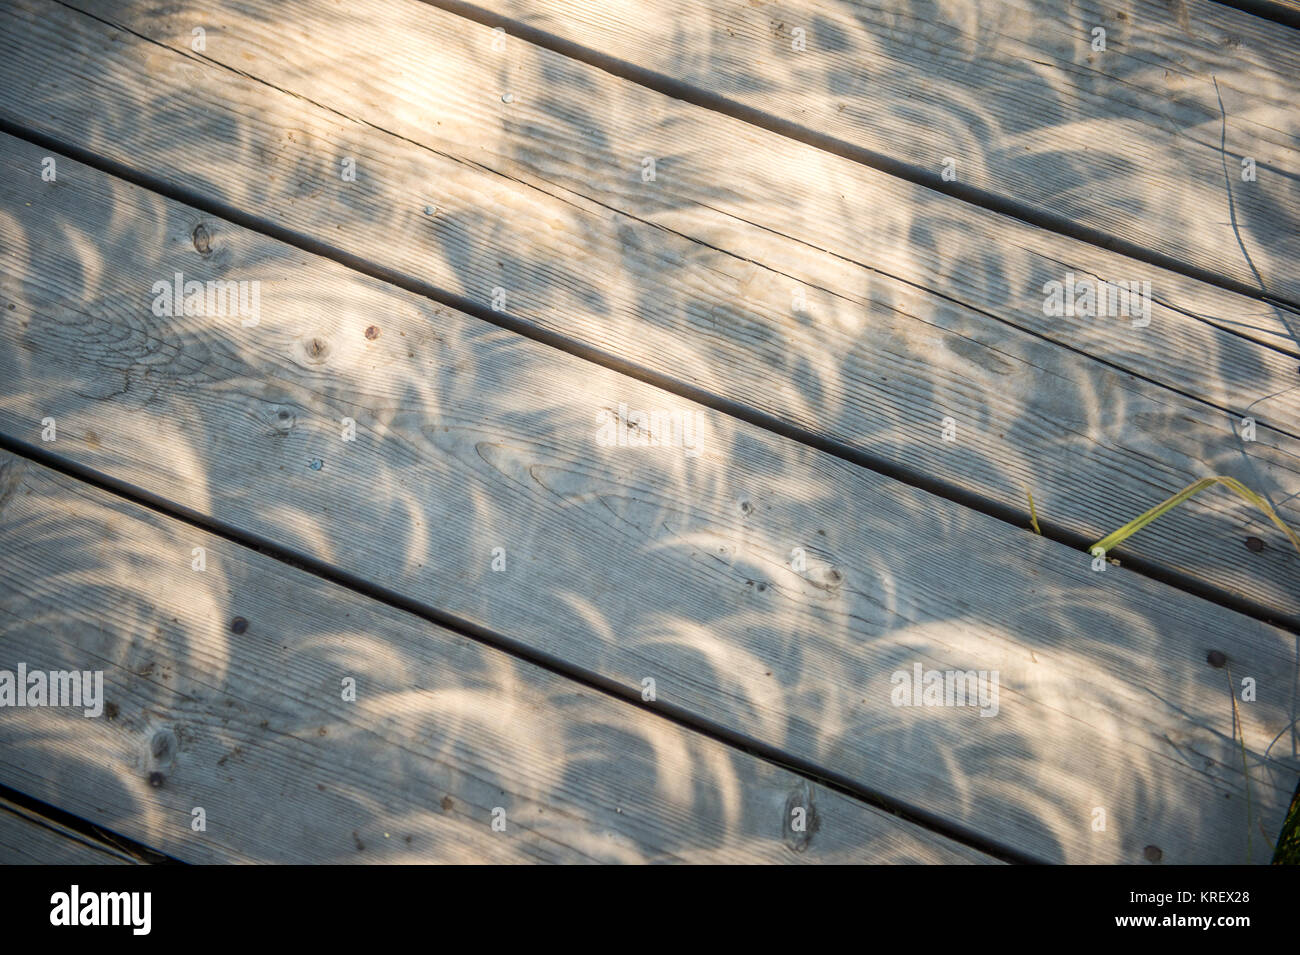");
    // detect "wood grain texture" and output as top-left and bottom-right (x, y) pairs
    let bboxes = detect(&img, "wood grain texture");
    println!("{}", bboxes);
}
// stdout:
(0, 453), (984, 864)
(0, 136), (1295, 863)
(2, 0), (1299, 618)
(440, 0), (1300, 303)
(71, 0), (1300, 357)
(0, 801), (137, 864)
